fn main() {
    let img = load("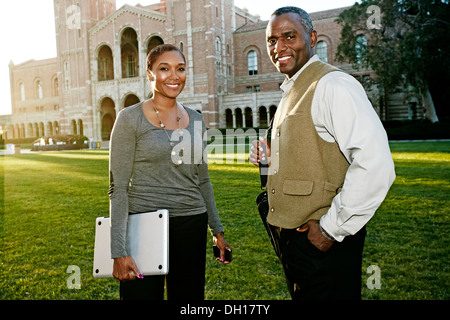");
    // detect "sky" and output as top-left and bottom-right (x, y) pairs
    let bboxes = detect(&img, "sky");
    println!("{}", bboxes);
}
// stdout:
(0, 0), (359, 115)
